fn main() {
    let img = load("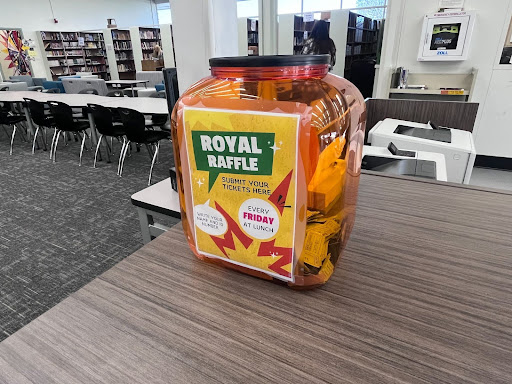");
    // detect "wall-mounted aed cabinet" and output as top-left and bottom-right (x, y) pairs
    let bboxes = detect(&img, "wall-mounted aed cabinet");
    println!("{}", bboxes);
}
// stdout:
(417, 11), (476, 61)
